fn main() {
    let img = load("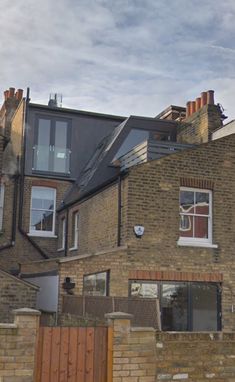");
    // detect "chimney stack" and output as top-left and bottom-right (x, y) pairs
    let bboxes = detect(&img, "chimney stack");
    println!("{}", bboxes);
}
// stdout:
(185, 90), (215, 119)
(3, 87), (23, 103)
